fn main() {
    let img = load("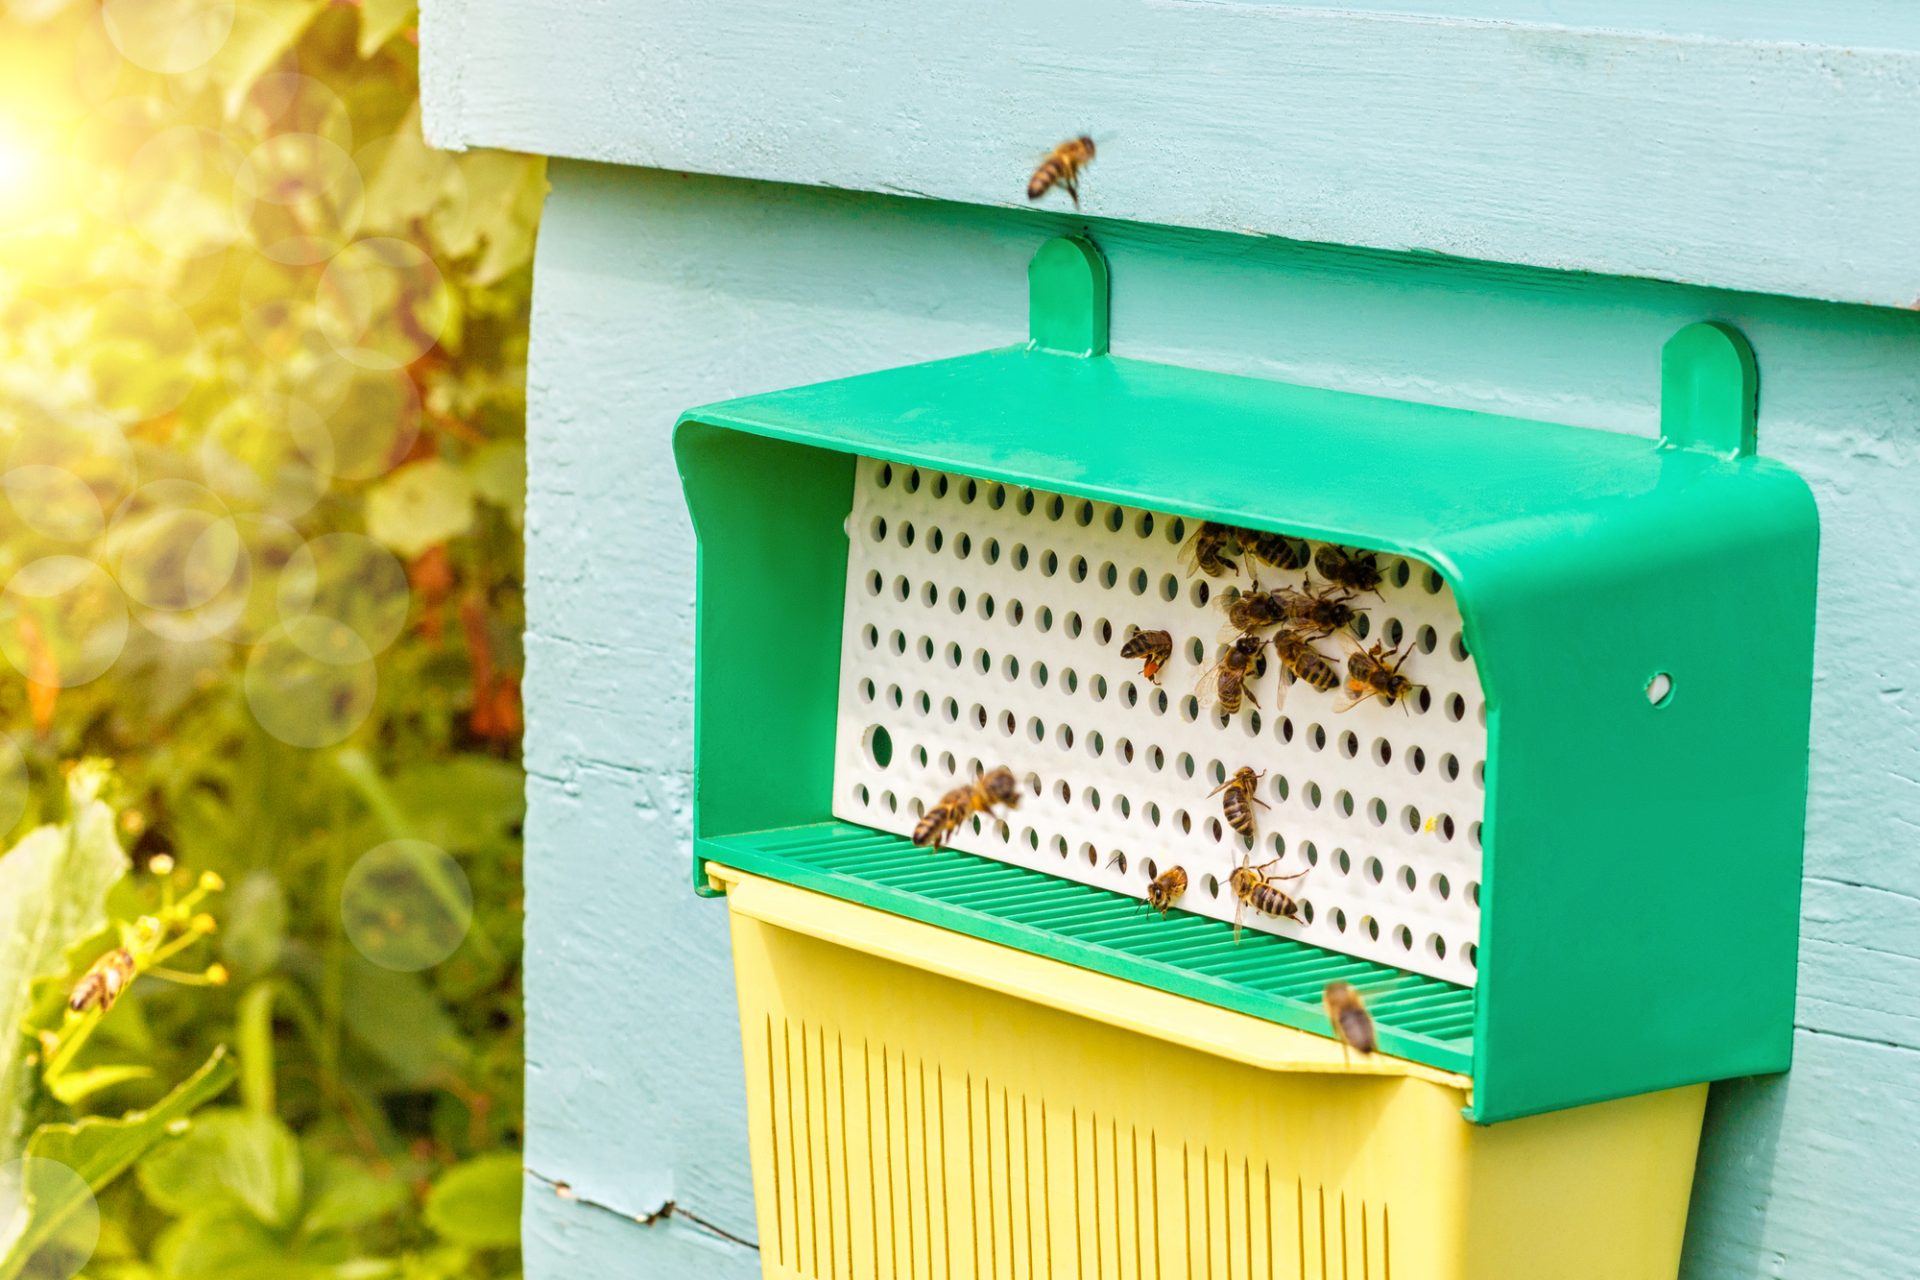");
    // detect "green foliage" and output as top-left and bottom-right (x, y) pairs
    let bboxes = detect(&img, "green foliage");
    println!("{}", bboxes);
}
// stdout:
(0, 0), (535, 1274)
(422, 1154), (520, 1251)
(0, 768), (127, 1162)
(5, 1051), (237, 1280)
